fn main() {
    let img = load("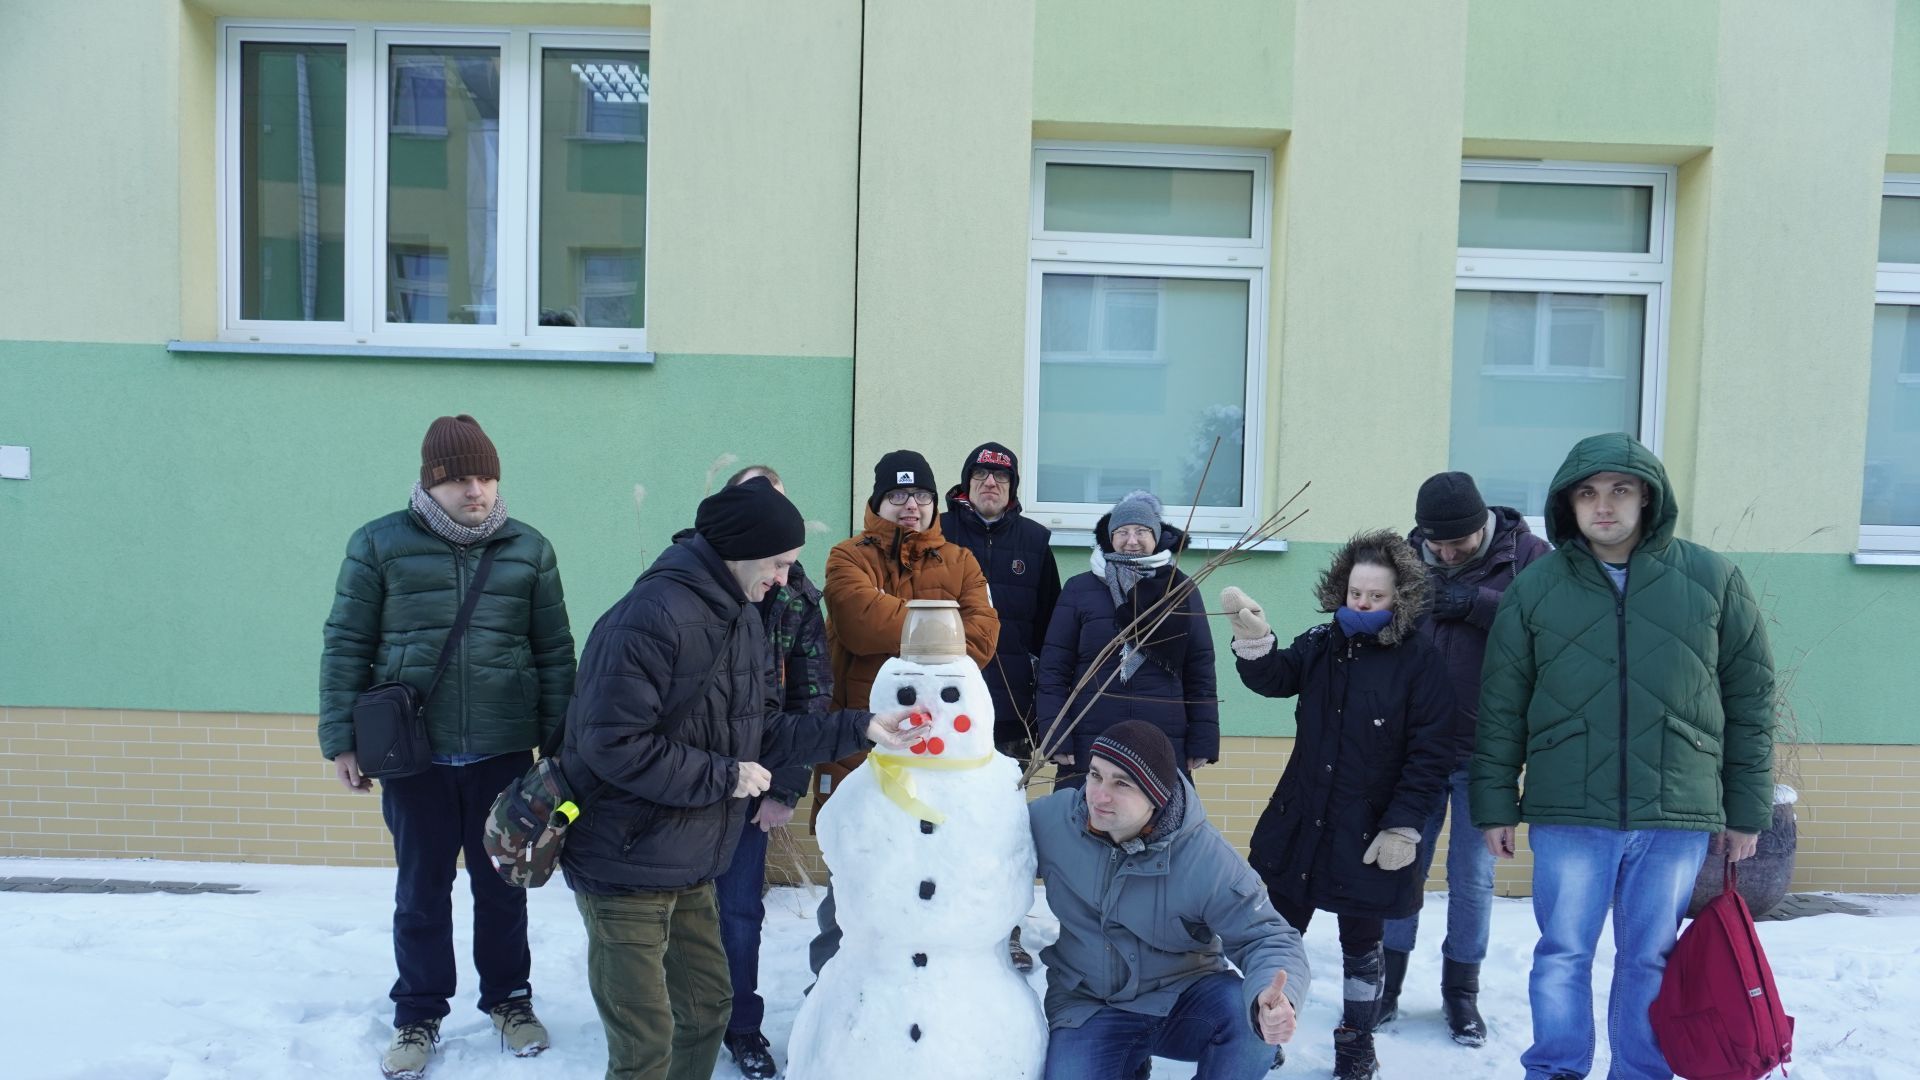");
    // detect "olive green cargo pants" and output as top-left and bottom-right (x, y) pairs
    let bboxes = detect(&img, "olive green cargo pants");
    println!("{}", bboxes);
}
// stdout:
(576, 883), (732, 1080)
